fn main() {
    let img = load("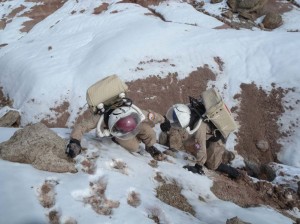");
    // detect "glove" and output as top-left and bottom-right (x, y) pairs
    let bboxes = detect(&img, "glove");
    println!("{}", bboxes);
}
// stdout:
(160, 116), (171, 132)
(183, 164), (205, 175)
(66, 138), (82, 158)
(145, 146), (166, 161)
(216, 163), (240, 179)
